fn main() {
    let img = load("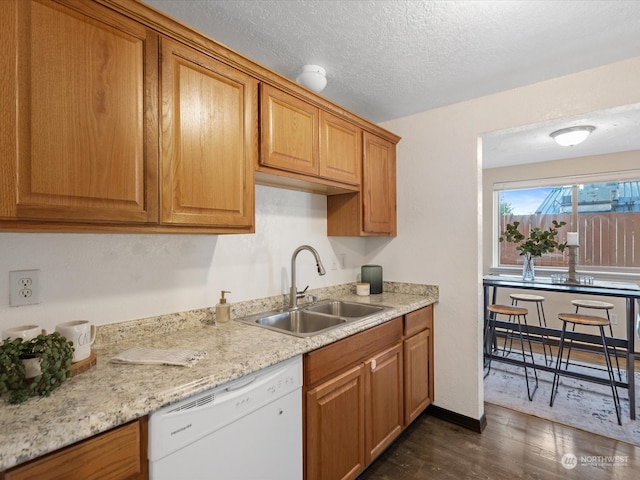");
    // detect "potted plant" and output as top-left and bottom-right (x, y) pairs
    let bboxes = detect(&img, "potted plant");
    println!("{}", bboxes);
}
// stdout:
(499, 220), (567, 281)
(0, 332), (74, 404)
